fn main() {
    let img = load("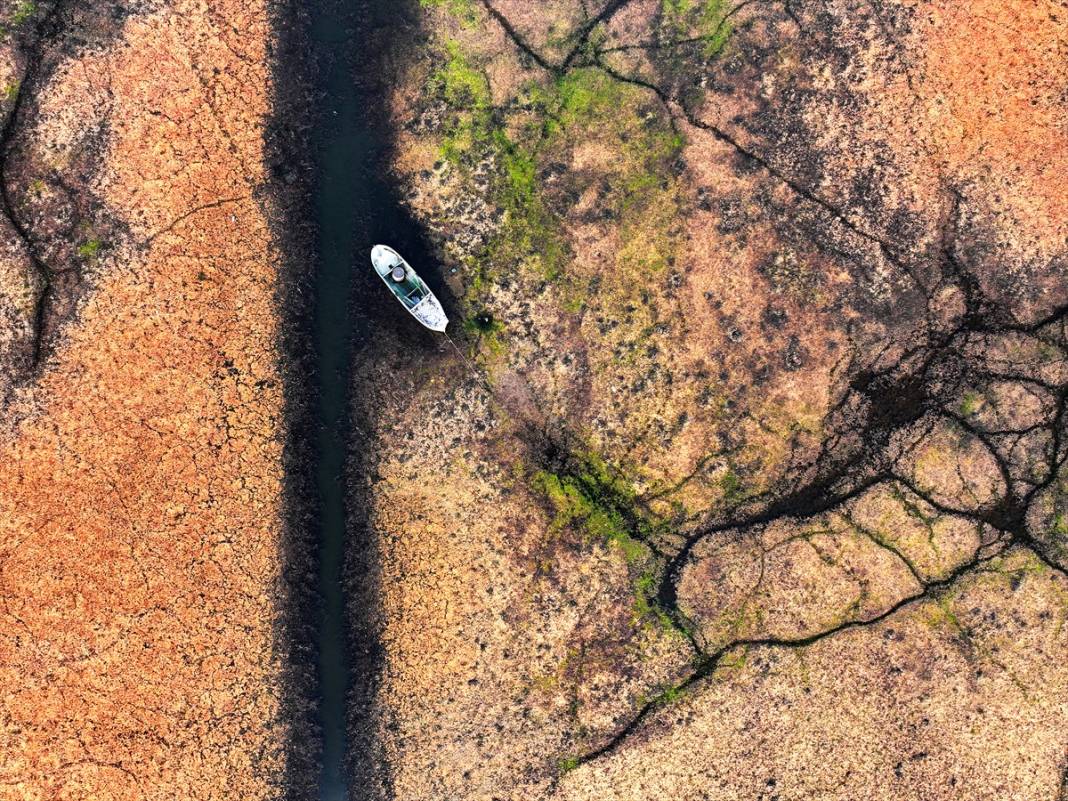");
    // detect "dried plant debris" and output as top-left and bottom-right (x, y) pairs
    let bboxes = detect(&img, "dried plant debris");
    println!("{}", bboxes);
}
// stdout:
(371, 0), (1068, 798)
